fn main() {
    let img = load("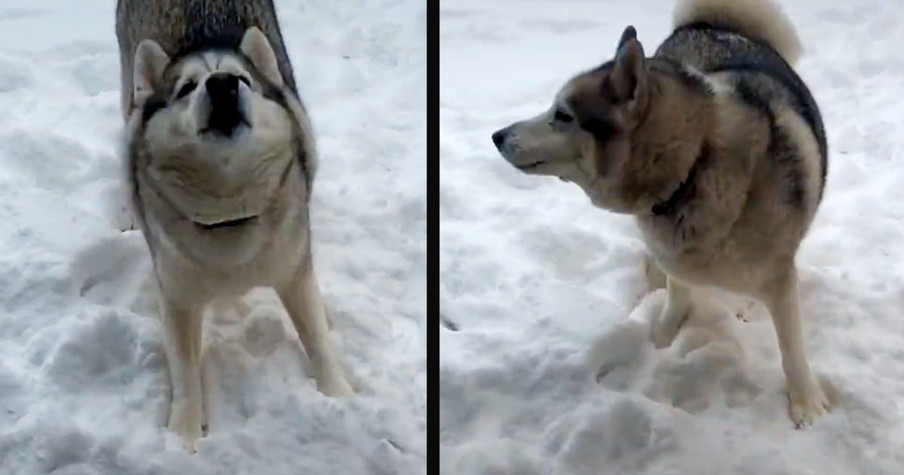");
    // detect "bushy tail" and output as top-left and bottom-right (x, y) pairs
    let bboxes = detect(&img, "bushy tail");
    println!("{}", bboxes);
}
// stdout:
(673, 0), (803, 65)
